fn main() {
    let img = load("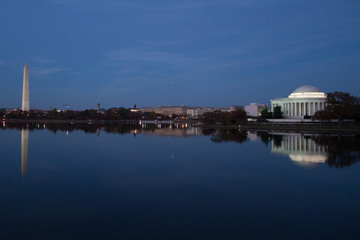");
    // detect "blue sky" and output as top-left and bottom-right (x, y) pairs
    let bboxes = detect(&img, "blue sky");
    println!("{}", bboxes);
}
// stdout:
(0, 0), (359, 110)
